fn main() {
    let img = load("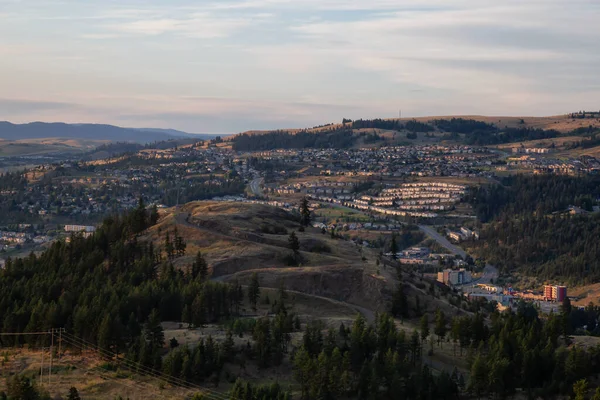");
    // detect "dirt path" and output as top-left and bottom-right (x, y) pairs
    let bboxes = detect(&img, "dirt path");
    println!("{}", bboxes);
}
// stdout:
(174, 211), (357, 267)
(211, 273), (376, 323)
